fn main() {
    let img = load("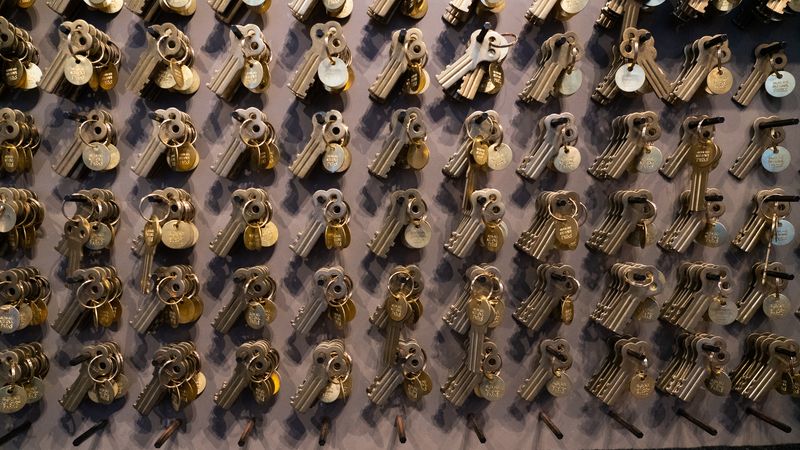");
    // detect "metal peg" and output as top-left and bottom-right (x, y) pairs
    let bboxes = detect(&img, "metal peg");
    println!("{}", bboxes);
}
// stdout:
(676, 409), (717, 436)
(745, 407), (792, 433)
(319, 417), (331, 446)
(154, 419), (182, 449)
(467, 414), (486, 444)
(759, 118), (800, 129)
(0, 421), (31, 446)
(538, 412), (563, 440)
(73, 420), (109, 446)
(606, 410), (643, 439)
(237, 418), (255, 447)
(395, 415), (406, 444)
